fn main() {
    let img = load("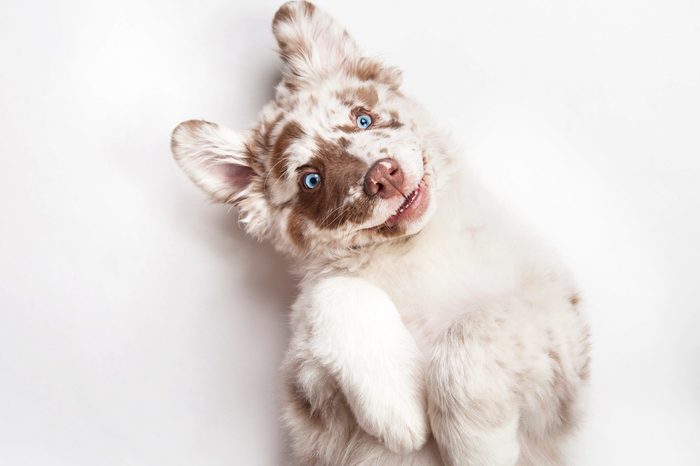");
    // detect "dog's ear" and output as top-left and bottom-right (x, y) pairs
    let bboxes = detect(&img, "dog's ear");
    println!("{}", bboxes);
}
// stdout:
(272, 1), (361, 81)
(272, 2), (402, 88)
(171, 120), (255, 203)
(171, 120), (271, 237)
